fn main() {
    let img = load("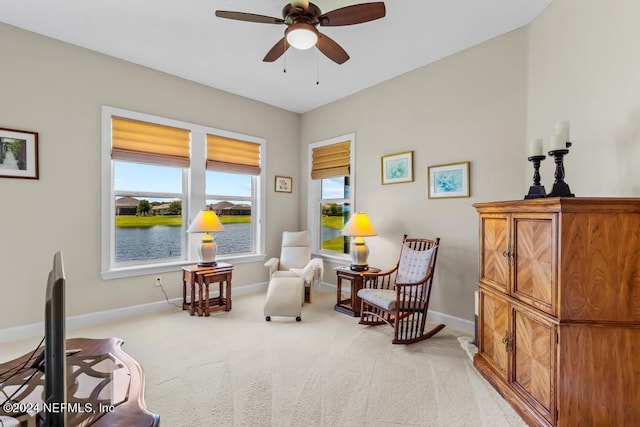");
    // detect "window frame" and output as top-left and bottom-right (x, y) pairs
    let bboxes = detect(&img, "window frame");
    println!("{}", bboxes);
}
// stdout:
(101, 106), (266, 279)
(307, 133), (356, 262)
